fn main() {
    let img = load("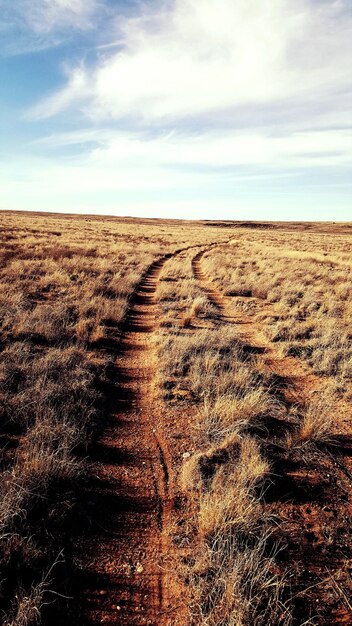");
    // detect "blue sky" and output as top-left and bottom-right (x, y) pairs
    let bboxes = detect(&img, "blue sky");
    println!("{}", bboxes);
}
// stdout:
(0, 0), (351, 221)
